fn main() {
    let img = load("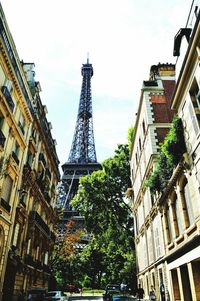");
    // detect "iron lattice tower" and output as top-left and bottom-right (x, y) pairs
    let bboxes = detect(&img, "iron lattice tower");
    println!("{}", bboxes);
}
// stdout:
(68, 58), (97, 164)
(58, 59), (101, 241)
